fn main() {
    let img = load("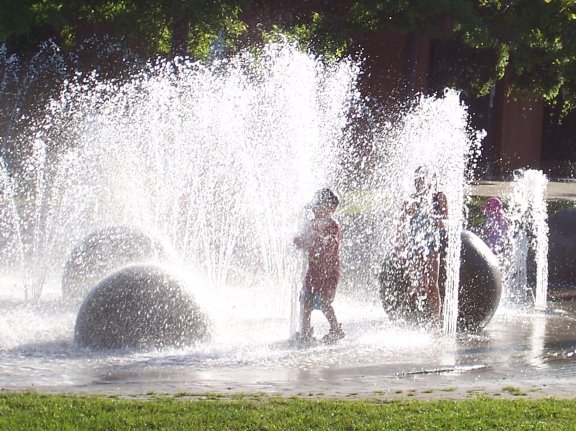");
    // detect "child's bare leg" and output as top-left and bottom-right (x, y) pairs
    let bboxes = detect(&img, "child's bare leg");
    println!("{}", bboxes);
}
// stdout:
(322, 303), (339, 332)
(424, 252), (441, 319)
(301, 302), (313, 334)
(321, 301), (344, 342)
(409, 255), (425, 311)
